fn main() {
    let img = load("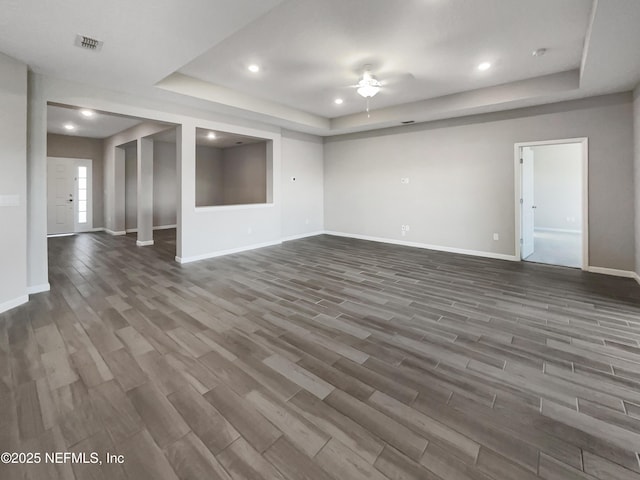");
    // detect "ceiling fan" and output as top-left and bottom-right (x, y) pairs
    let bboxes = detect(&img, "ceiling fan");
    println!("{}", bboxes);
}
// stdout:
(355, 65), (382, 117)
(348, 64), (414, 118)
